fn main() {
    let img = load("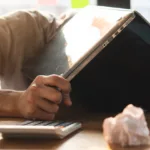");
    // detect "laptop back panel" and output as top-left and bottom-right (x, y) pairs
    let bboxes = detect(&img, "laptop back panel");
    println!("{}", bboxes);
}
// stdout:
(70, 11), (150, 112)
(22, 6), (132, 81)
